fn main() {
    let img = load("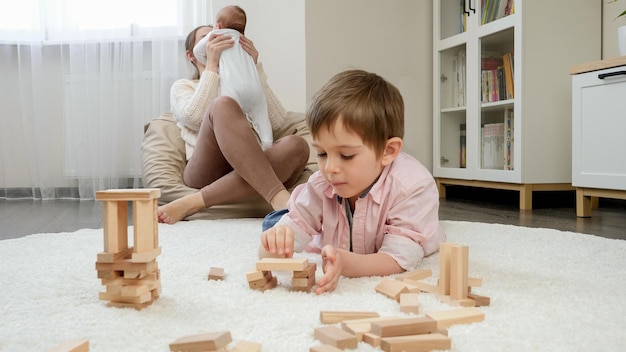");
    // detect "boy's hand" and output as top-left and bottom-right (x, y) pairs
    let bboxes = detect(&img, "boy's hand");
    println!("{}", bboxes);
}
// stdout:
(260, 225), (294, 258)
(315, 245), (344, 294)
